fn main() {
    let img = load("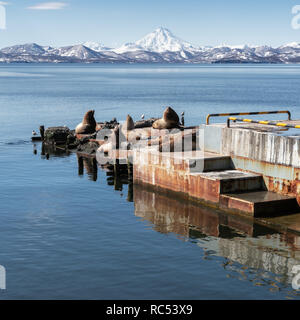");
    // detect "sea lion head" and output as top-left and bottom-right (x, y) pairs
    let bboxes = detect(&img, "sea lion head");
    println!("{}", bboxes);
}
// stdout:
(163, 106), (179, 124)
(83, 109), (96, 126)
(122, 114), (135, 131)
